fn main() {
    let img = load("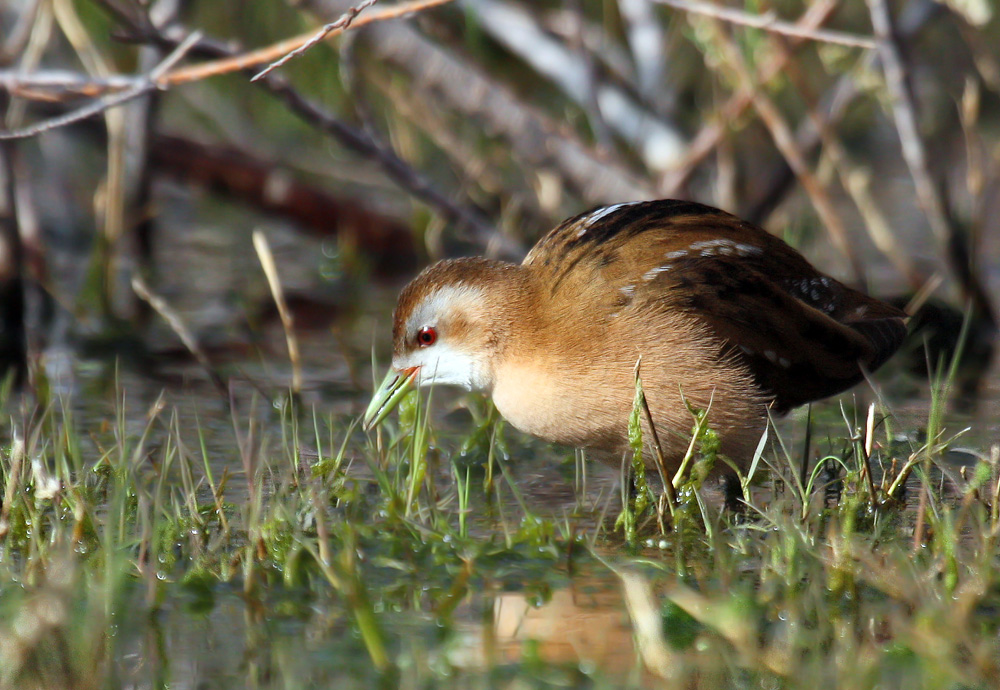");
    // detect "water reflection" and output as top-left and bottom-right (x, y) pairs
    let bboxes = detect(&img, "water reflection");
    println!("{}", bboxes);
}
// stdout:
(492, 583), (636, 673)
